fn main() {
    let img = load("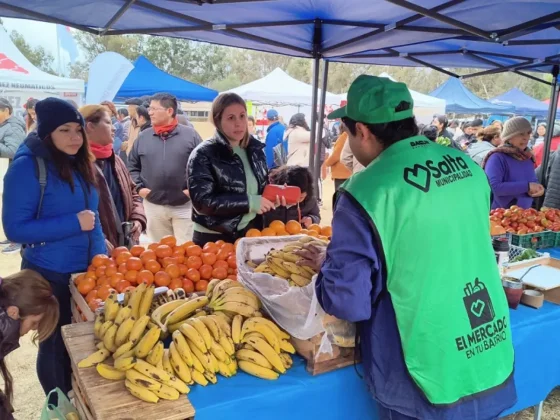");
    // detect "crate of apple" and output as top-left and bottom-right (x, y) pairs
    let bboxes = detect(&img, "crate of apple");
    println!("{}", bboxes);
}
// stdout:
(489, 206), (560, 235)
